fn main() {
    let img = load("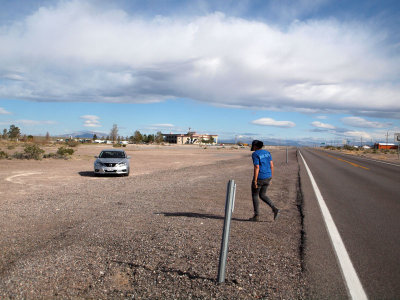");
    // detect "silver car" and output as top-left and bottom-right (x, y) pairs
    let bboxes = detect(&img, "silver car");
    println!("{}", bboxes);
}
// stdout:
(94, 149), (130, 176)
